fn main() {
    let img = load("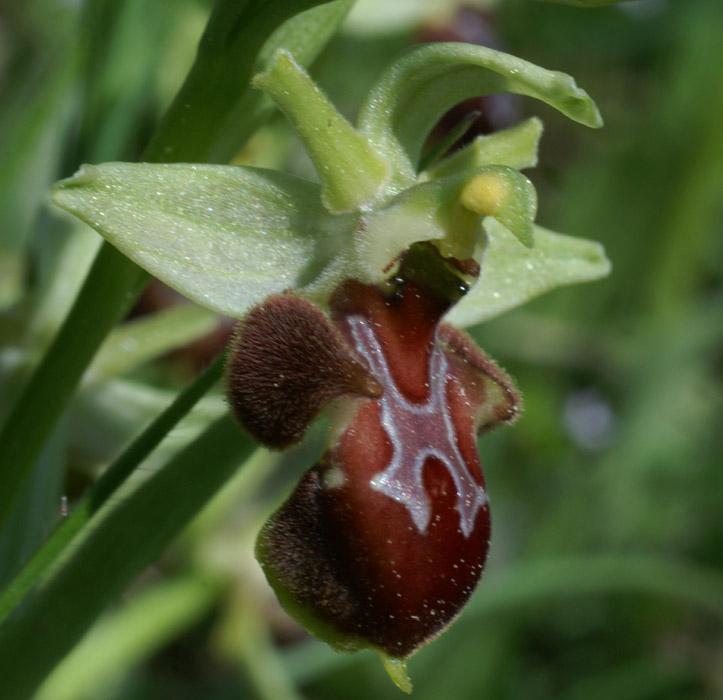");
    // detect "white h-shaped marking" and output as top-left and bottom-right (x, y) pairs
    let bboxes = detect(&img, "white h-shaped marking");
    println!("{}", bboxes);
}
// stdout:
(348, 317), (487, 538)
